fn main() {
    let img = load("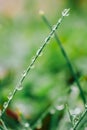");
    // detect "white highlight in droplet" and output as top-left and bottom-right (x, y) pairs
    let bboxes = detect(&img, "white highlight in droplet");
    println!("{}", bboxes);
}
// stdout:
(62, 8), (70, 17)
